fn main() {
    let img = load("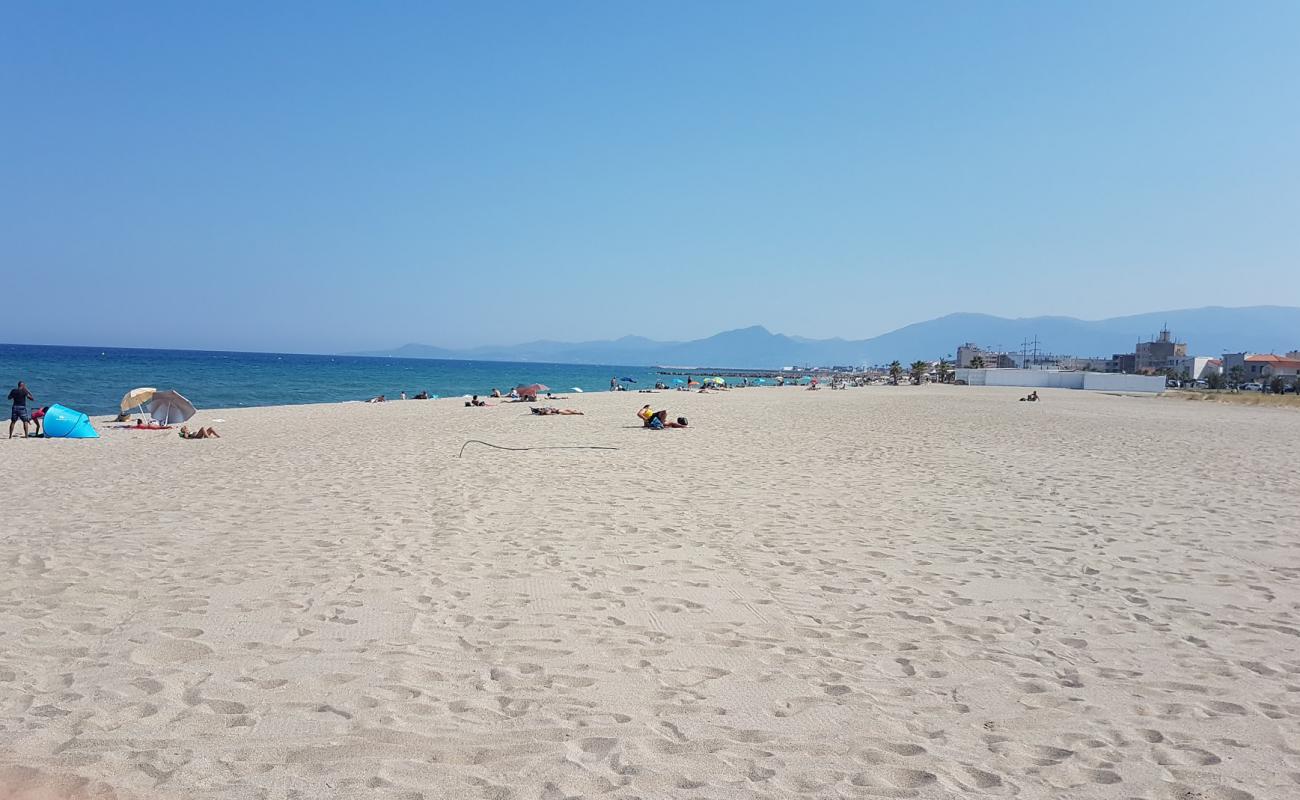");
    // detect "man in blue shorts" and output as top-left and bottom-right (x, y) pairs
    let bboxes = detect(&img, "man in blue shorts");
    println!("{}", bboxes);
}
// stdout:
(8, 381), (35, 438)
